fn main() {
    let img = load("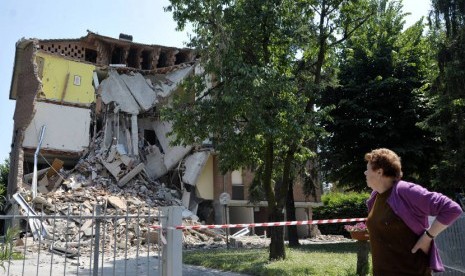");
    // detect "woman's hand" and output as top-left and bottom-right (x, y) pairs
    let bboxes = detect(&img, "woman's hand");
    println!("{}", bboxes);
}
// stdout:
(412, 220), (448, 254)
(411, 233), (432, 254)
